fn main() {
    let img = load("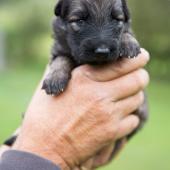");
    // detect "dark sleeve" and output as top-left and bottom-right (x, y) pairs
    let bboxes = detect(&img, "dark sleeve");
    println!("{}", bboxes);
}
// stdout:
(0, 150), (60, 170)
